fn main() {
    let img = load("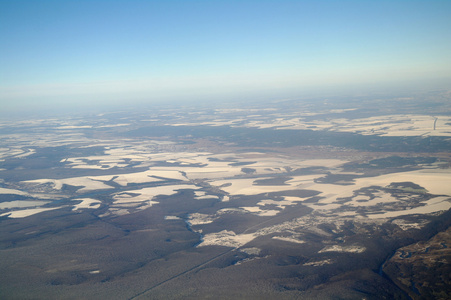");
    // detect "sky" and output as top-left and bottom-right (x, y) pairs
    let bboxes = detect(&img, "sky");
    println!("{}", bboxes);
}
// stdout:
(1, 0), (451, 112)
